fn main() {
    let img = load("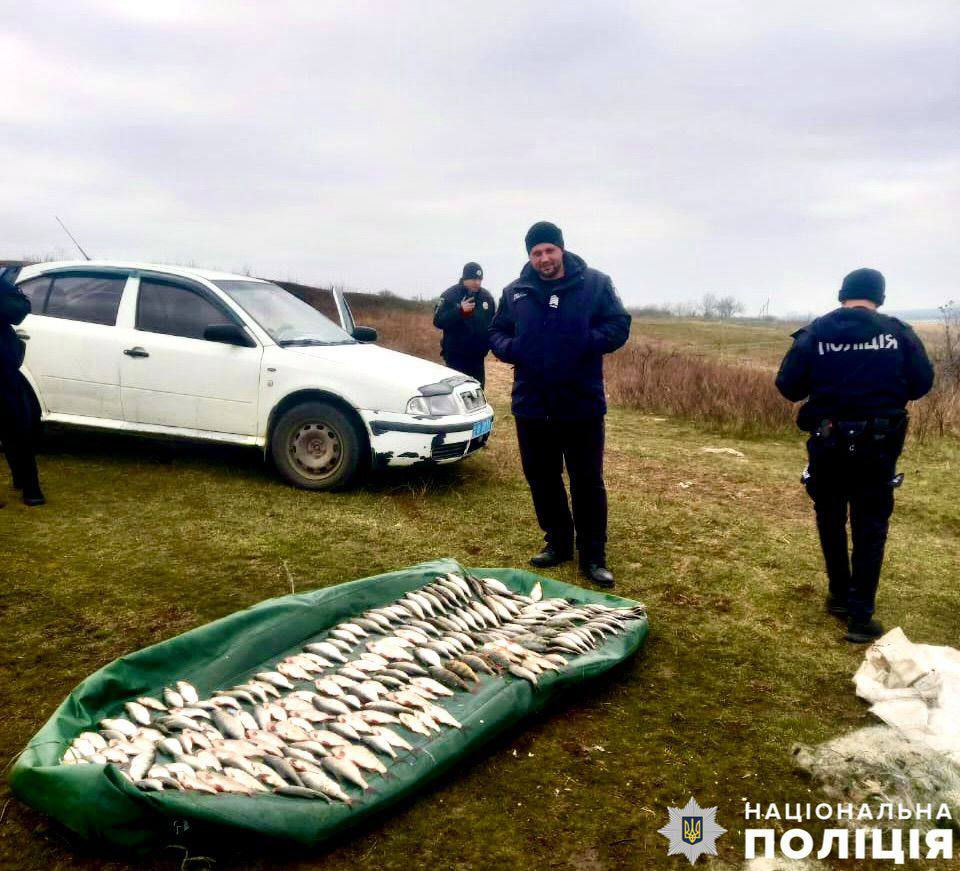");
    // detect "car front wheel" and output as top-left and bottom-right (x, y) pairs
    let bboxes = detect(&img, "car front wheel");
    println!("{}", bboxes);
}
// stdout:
(270, 401), (364, 490)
